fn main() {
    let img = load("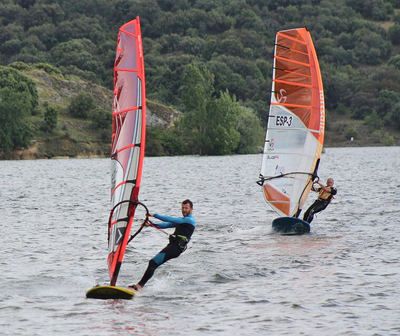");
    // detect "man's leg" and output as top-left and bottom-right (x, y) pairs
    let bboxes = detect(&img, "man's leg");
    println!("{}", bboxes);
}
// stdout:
(137, 243), (182, 288)
(304, 201), (328, 223)
(303, 201), (318, 223)
(311, 201), (329, 216)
